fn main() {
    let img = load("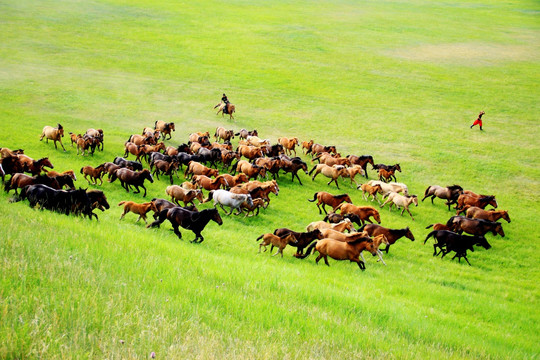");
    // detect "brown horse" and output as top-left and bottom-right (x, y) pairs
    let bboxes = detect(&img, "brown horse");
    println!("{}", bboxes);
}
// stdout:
(309, 164), (349, 189)
(422, 185), (464, 210)
(46, 169), (77, 181)
(278, 137), (299, 156)
(301, 237), (378, 270)
(447, 216), (505, 237)
(240, 198), (268, 217)
(185, 161), (219, 179)
(237, 145), (264, 160)
(378, 168), (396, 183)
(23, 157), (54, 176)
(425, 223), (451, 231)
(301, 140), (314, 154)
(359, 224), (415, 254)
(214, 102), (235, 119)
(314, 153), (351, 167)
(308, 191), (352, 214)
(359, 183), (383, 205)
(336, 203), (381, 225)
(192, 174), (229, 191)
(214, 127), (235, 142)
(154, 121), (175, 140)
(458, 205), (511, 223)
(166, 185), (204, 207)
(234, 160), (266, 180)
(110, 168), (154, 196)
(5, 173), (60, 194)
(346, 155), (374, 179)
(80, 165), (105, 185)
(40, 124), (66, 151)
(118, 201), (153, 224)
(220, 173), (249, 188)
(456, 194), (497, 210)
(256, 233), (298, 257)
(306, 219), (355, 233)
(272, 228), (324, 256)
(0, 147), (24, 159)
